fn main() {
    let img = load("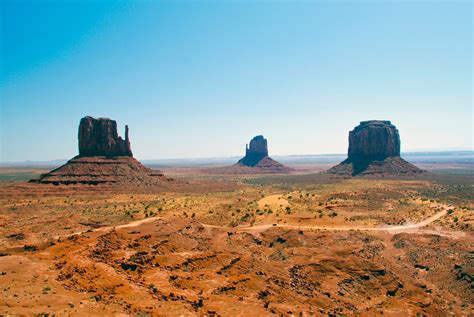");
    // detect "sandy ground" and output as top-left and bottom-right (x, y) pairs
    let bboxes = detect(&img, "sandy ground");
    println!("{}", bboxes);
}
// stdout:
(0, 169), (472, 315)
(258, 194), (290, 210)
